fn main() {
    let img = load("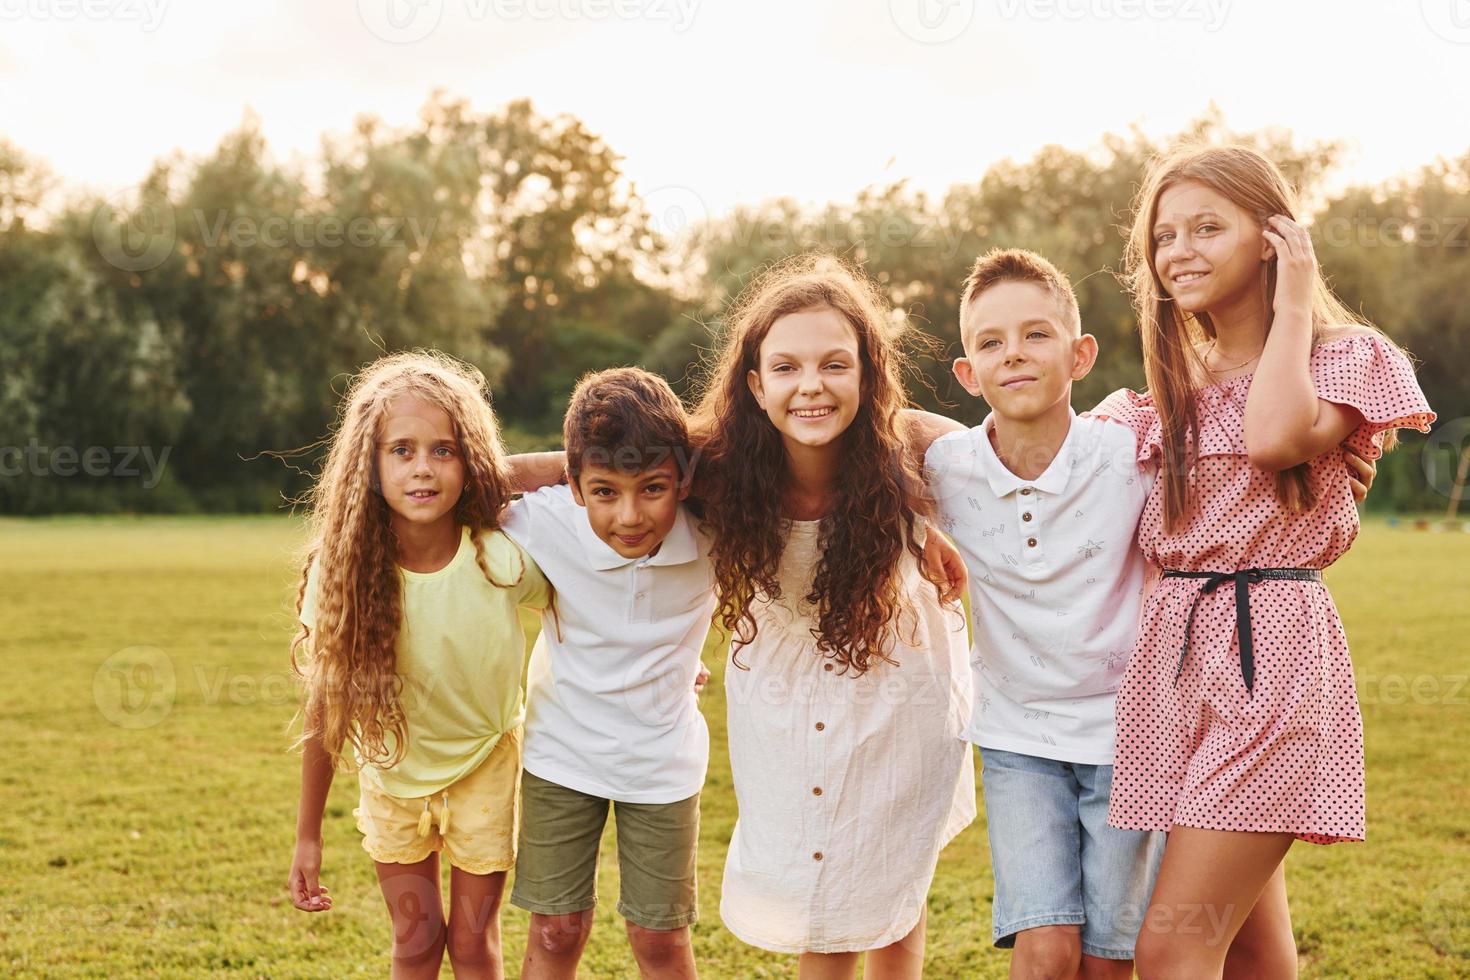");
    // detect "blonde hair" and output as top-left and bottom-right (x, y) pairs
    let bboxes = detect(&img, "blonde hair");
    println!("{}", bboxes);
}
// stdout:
(290, 350), (521, 768)
(1125, 142), (1400, 530)
(960, 247), (1082, 342)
